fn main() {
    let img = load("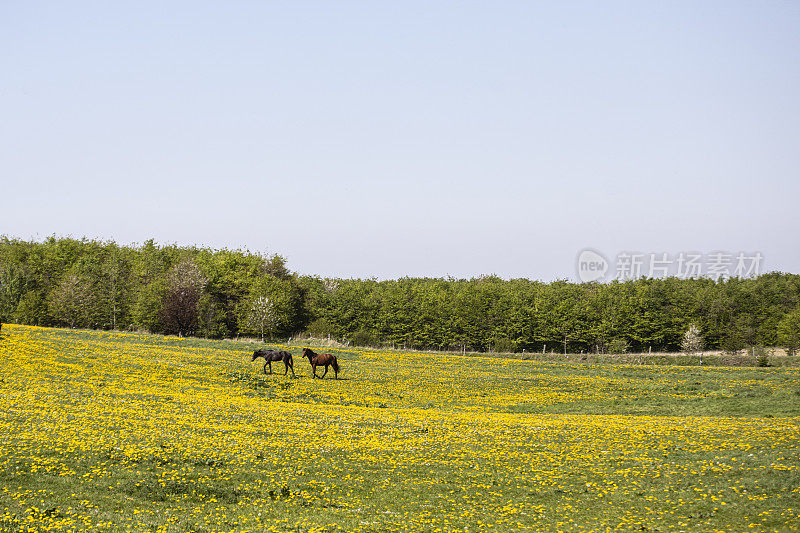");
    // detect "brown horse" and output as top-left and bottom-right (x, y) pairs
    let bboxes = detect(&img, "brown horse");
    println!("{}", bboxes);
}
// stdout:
(252, 349), (296, 377)
(301, 348), (340, 379)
